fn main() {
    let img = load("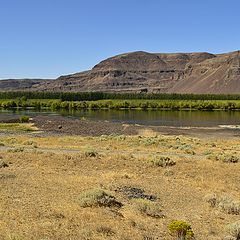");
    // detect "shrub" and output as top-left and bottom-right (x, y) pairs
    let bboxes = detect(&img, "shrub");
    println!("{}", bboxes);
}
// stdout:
(227, 221), (240, 240)
(141, 137), (158, 146)
(0, 159), (9, 168)
(133, 199), (164, 218)
(96, 226), (115, 236)
(184, 149), (196, 155)
(218, 196), (240, 215)
(207, 153), (220, 161)
(84, 149), (98, 158)
(205, 194), (240, 215)
(168, 220), (195, 240)
(150, 156), (176, 167)
(207, 153), (239, 163)
(204, 193), (218, 207)
(78, 188), (122, 208)
(221, 155), (239, 163)
(23, 140), (38, 148)
(19, 115), (30, 123)
(8, 147), (24, 153)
